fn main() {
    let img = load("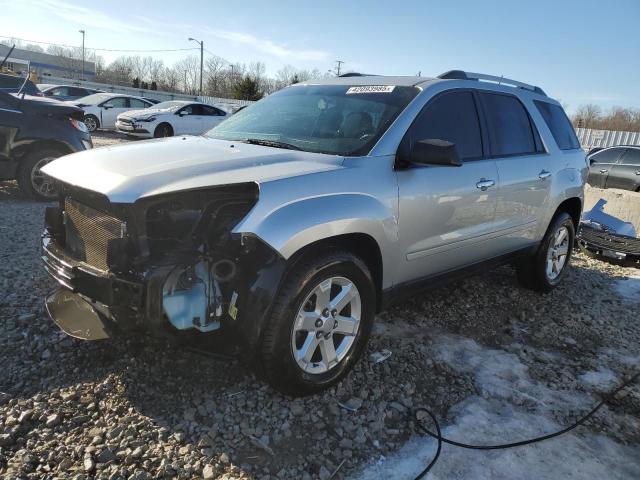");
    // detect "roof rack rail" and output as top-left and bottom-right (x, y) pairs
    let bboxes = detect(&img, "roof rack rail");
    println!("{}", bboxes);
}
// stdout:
(437, 70), (546, 96)
(338, 72), (378, 77)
